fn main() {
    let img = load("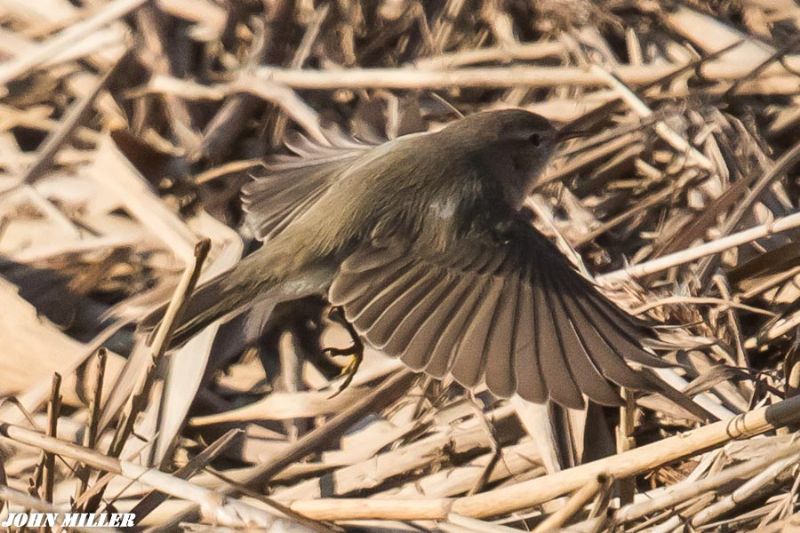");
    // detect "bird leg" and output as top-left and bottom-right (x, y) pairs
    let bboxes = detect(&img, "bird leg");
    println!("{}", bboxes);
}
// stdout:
(323, 306), (364, 396)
